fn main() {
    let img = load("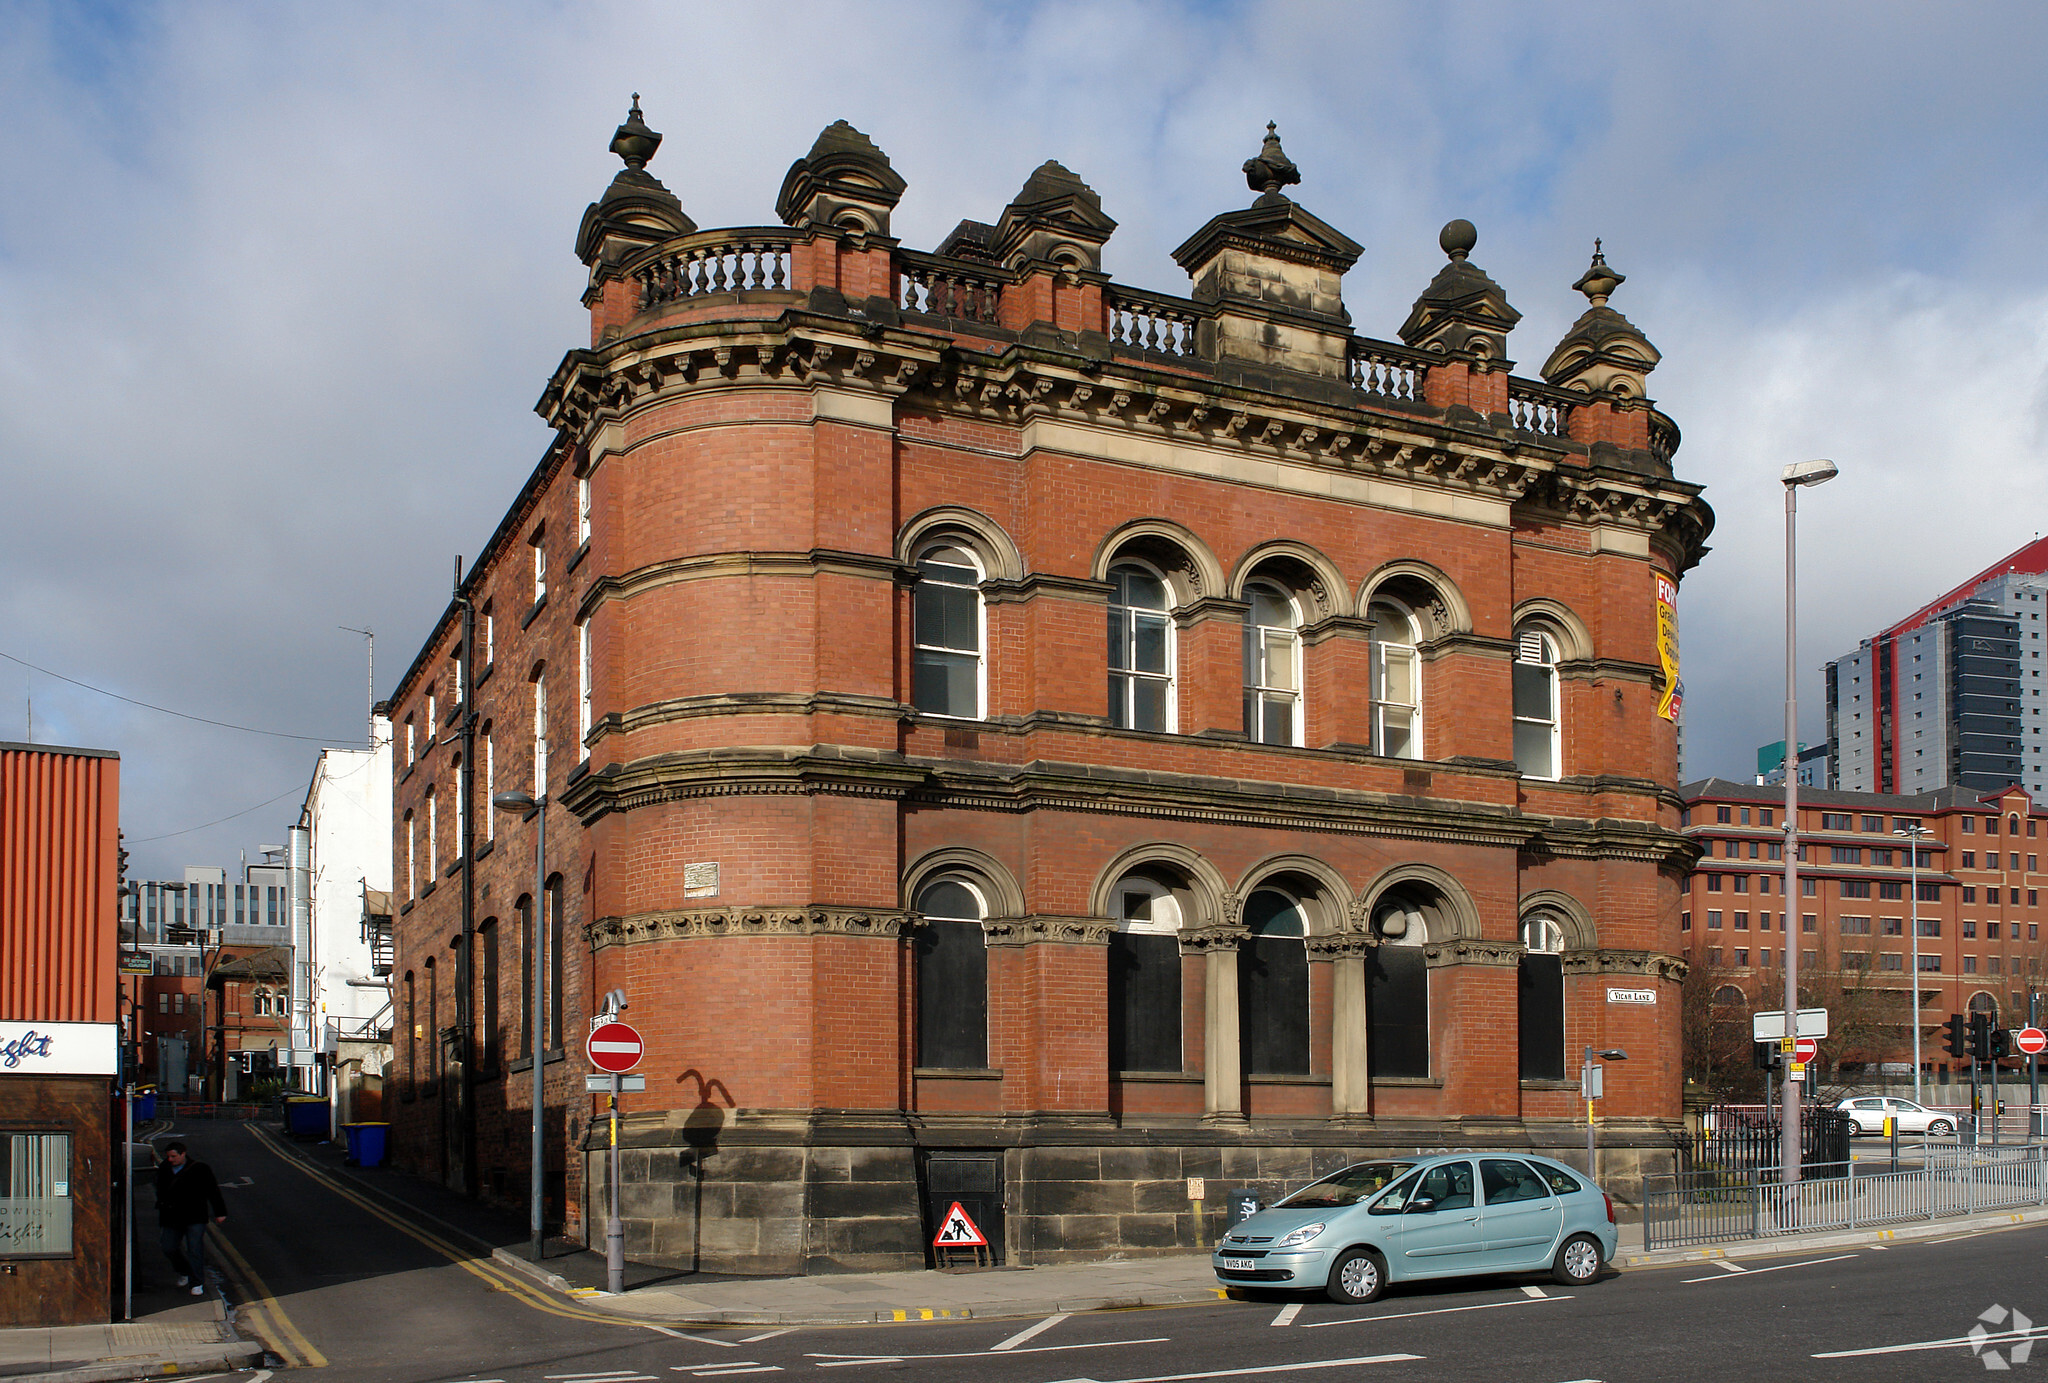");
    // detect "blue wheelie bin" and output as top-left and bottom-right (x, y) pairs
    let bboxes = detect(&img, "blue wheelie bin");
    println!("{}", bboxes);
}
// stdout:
(285, 1096), (331, 1140)
(342, 1122), (390, 1168)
